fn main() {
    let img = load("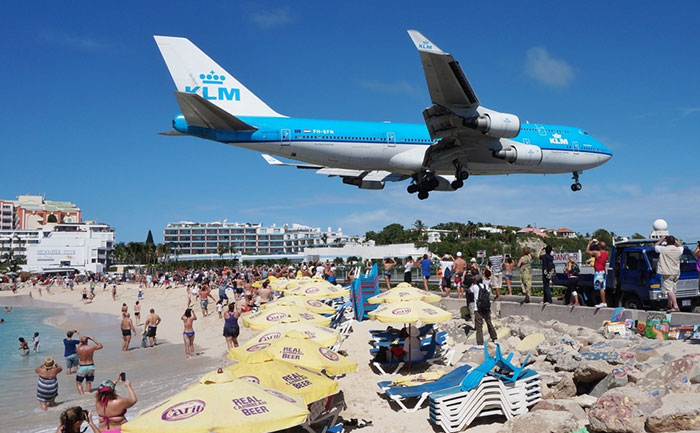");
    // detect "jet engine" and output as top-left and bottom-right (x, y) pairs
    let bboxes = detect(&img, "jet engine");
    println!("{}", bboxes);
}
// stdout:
(463, 109), (520, 138)
(342, 178), (385, 190)
(492, 143), (542, 166)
